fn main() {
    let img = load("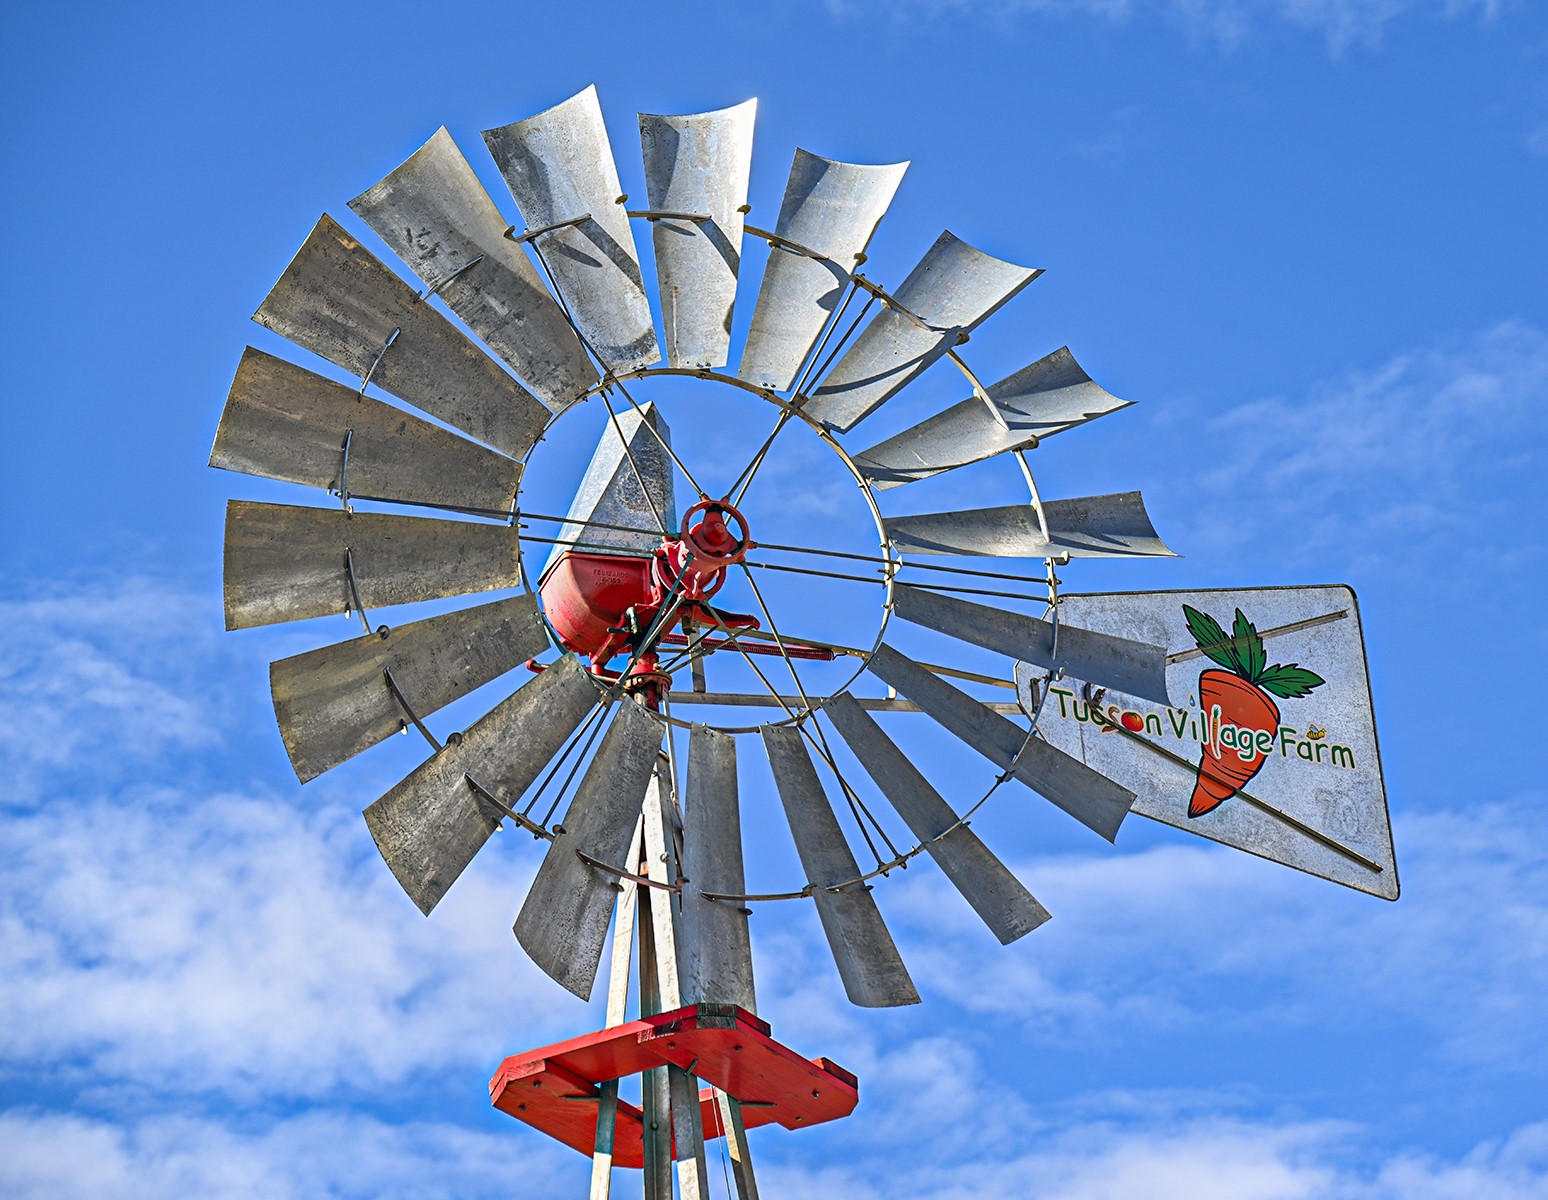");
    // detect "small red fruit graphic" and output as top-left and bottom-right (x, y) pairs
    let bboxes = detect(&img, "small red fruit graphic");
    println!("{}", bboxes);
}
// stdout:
(1181, 605), (1325, 818)
(1121, 711), (1145, 732)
